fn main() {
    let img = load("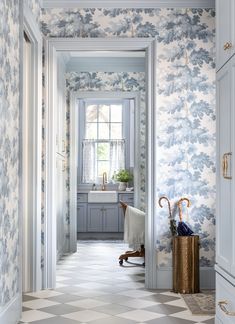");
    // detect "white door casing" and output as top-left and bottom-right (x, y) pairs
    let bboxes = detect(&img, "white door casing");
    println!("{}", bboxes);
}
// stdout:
(44, 38), (158, 289)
